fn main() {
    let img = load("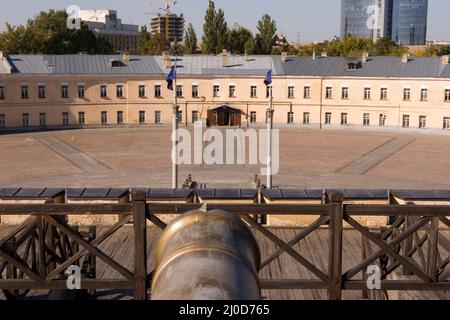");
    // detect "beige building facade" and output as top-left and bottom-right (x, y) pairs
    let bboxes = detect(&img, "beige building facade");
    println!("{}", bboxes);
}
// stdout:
(0, 53), (449, 131)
